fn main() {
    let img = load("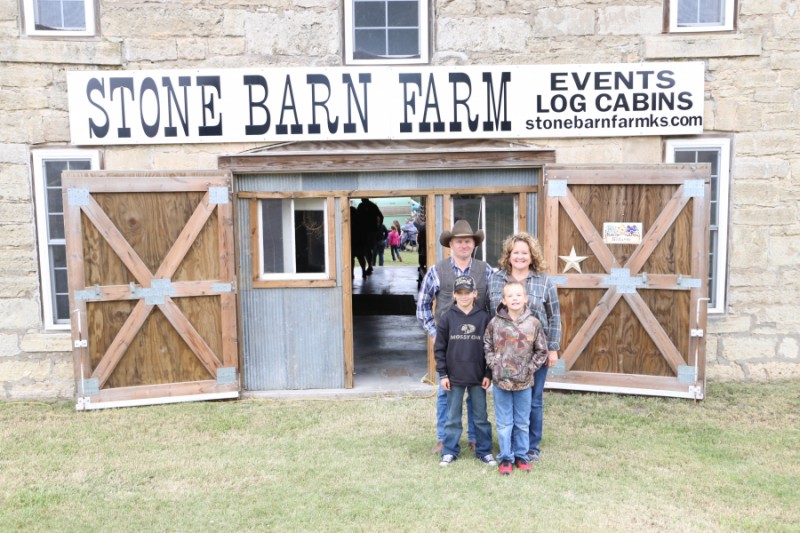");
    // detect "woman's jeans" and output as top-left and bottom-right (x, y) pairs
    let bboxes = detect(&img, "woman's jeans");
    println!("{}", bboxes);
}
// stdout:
(493, 386), (532, 462)
(529, 364), (548, 453)
(442, 385), (492, 458)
